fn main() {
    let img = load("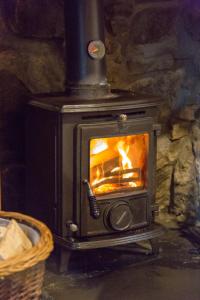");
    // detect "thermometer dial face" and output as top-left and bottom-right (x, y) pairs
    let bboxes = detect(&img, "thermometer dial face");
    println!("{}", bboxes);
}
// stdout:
(88, 40), (106, 60)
